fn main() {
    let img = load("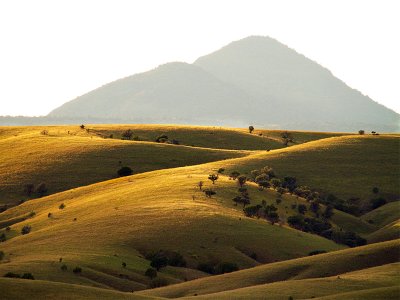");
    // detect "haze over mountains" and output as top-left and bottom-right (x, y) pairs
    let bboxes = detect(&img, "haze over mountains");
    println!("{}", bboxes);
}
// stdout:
(8, 36), (400, 132)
